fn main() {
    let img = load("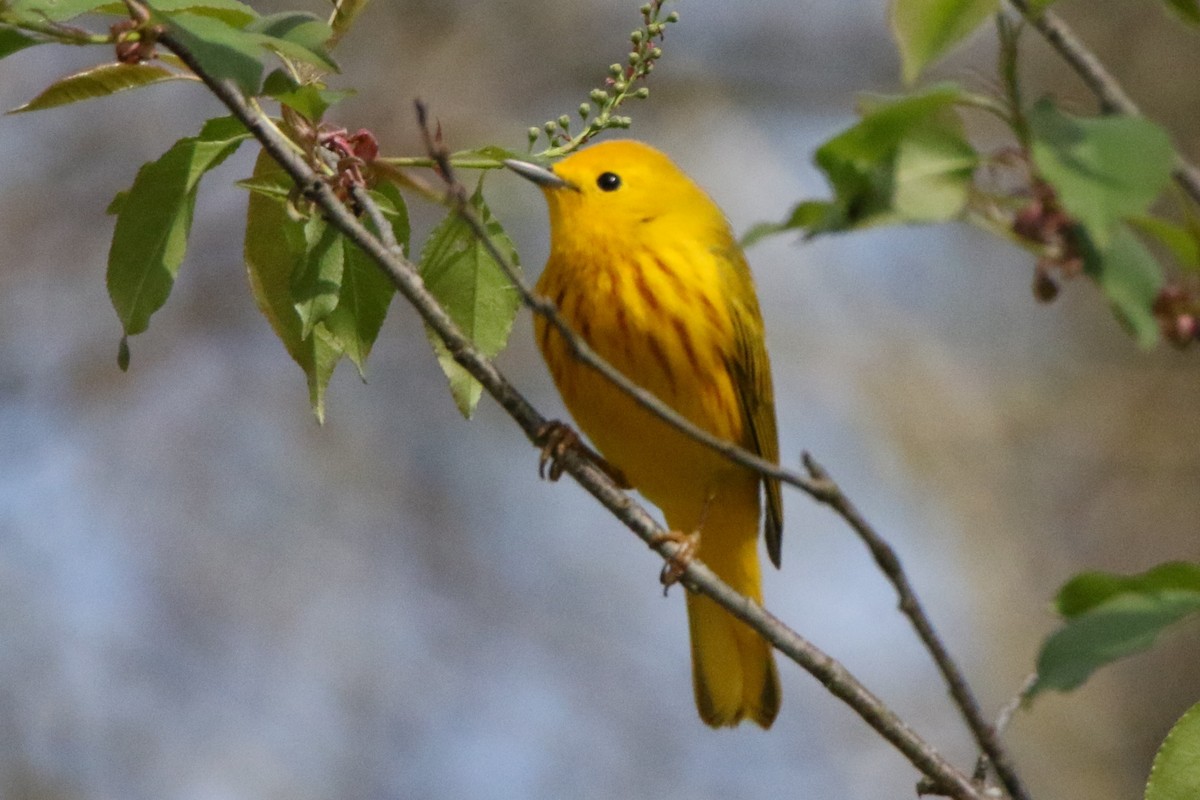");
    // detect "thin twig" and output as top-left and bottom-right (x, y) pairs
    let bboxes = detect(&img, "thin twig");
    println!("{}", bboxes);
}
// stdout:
(1006, 0), (1200, 206)
(154, 29), (989, 800)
